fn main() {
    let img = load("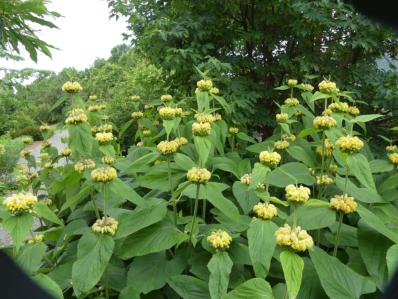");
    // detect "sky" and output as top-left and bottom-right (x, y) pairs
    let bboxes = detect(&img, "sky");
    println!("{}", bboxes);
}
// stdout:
(0, 0), (127, 73)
